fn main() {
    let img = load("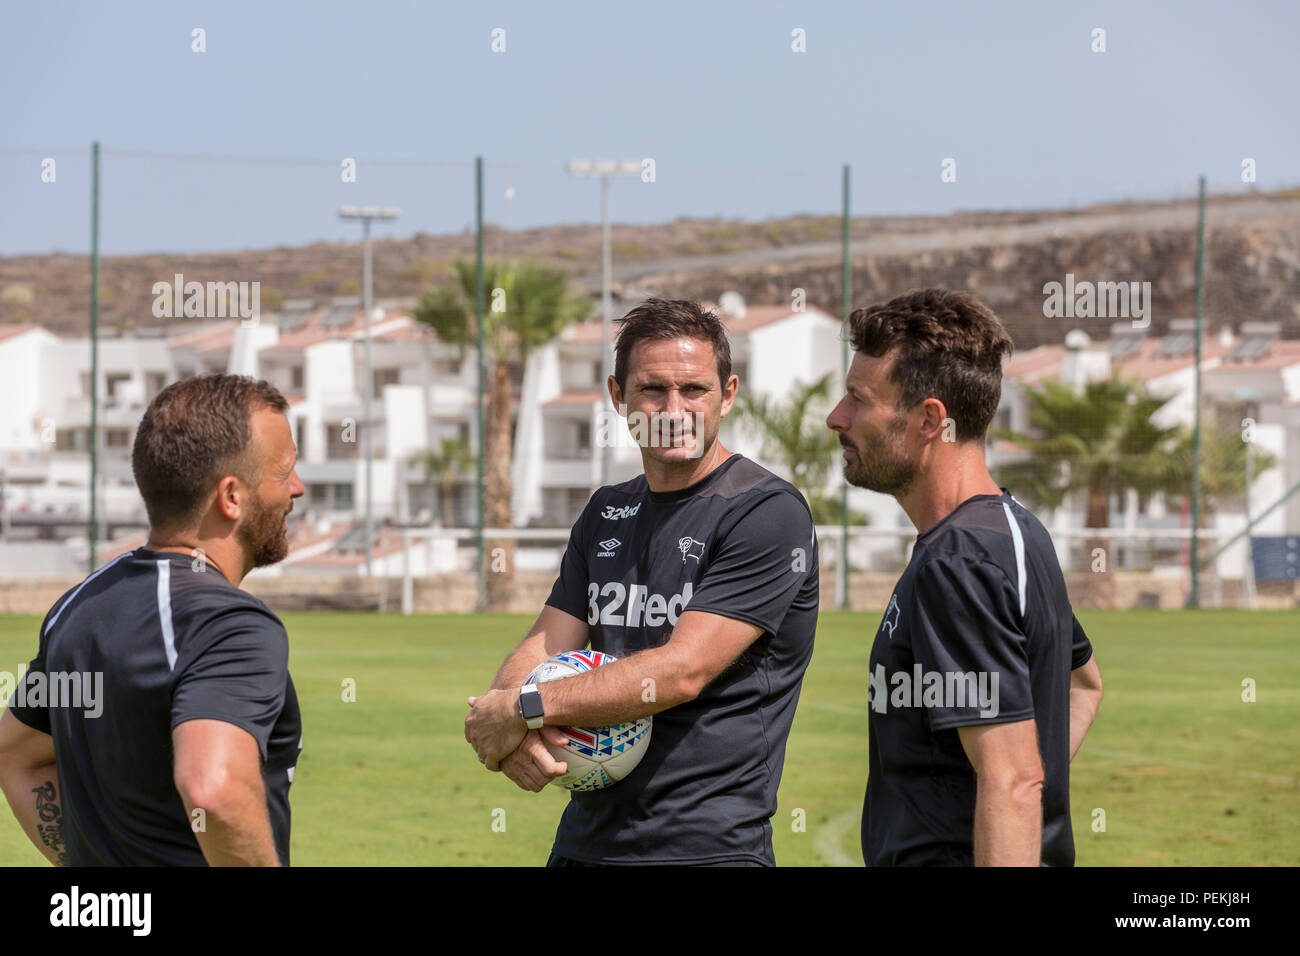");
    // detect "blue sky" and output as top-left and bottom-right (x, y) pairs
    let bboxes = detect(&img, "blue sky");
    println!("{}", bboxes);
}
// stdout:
(1, 0), (1296, 255)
